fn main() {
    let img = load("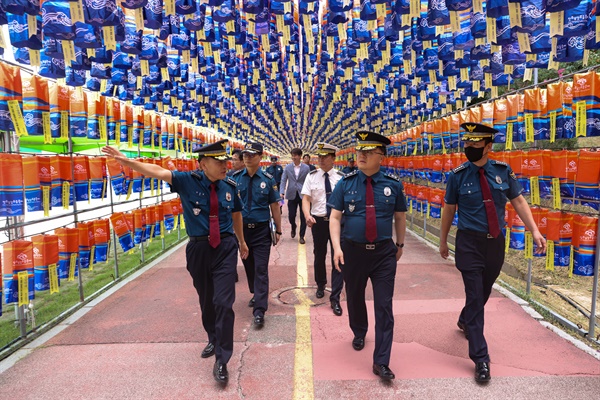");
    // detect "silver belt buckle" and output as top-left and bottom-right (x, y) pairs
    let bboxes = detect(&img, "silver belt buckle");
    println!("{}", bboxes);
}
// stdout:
(248, 223), (255, 228)
(366, 244), (376, 250)
(486, 233), (494, 239)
